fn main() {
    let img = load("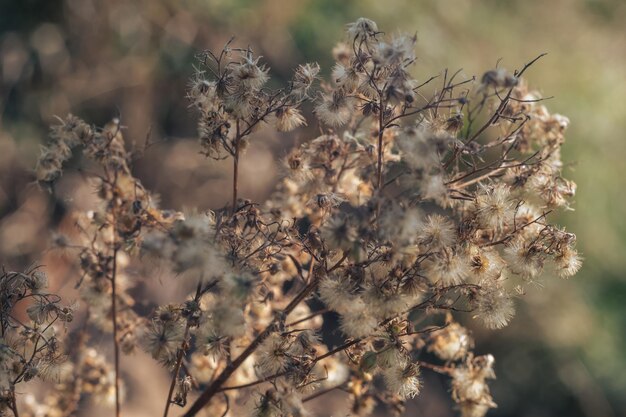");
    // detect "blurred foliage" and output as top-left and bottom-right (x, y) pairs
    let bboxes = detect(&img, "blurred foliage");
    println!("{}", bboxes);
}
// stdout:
(1, 0), (625, 416)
